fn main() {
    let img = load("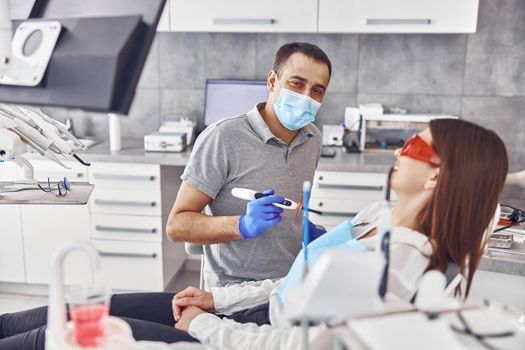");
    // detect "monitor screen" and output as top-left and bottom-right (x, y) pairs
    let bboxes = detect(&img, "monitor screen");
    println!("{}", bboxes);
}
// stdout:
(204, 80), (268, 126)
